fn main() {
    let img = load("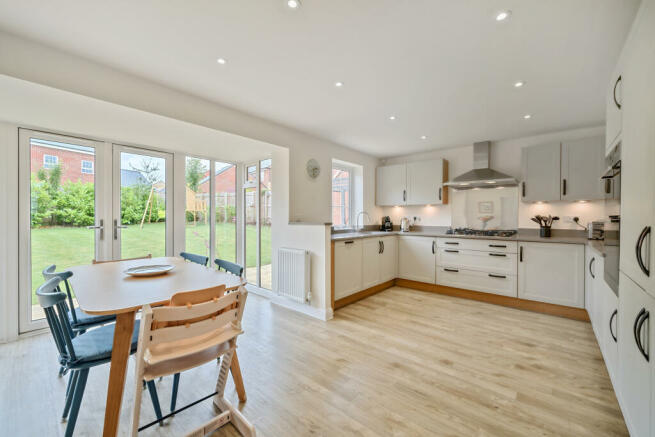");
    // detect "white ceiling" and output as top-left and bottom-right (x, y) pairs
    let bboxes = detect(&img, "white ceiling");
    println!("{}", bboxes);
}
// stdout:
(0, 0), (640, 158)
